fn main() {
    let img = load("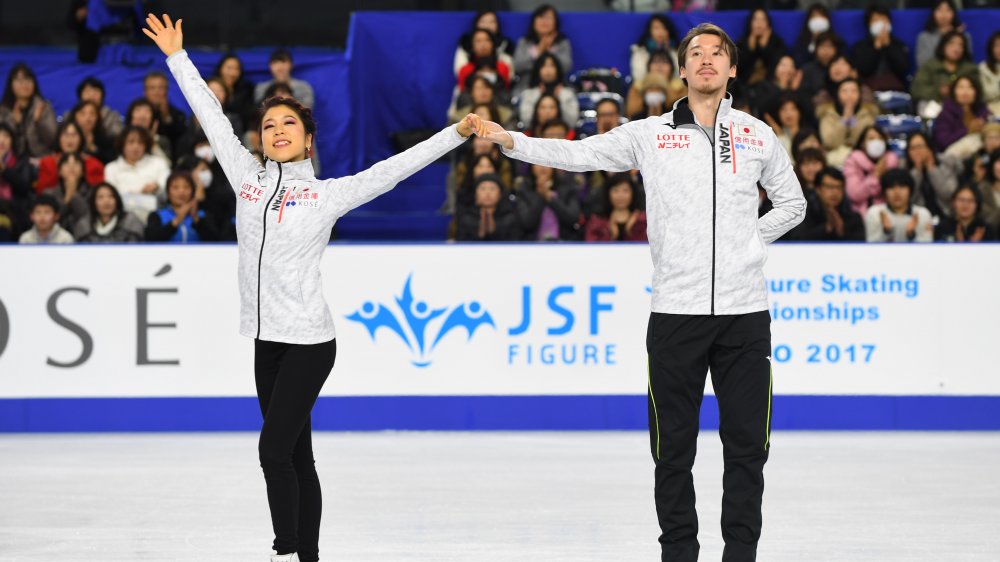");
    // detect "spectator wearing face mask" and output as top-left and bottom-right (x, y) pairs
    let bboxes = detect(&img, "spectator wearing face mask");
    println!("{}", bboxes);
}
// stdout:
(517, 52), (577, 129)
(845, 126), (899, 215)
(19, 195), (74, 244)
(177, 143), (234, 230)
(630, 14), (679, 83)
(791, 4), (844, 67)
(934, 184), (995, 242)
(455, 173), (519, 241)
(788, 167), (864, 241)
(851, 7), (909, 92)
(864, 169), (933, 243)
(626, 50), (686, 117)
(629, 74), (672, 121)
